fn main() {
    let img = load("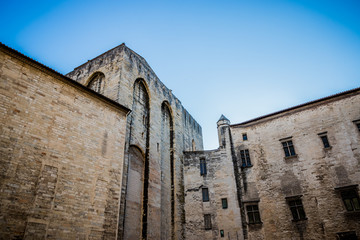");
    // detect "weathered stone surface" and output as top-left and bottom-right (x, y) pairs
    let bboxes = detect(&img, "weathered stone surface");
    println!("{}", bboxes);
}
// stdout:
(67, 43), (203, 240)
(2, 42), (359, 240)
(0, 46), (129, 239)
(230, 91), (360, 239)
